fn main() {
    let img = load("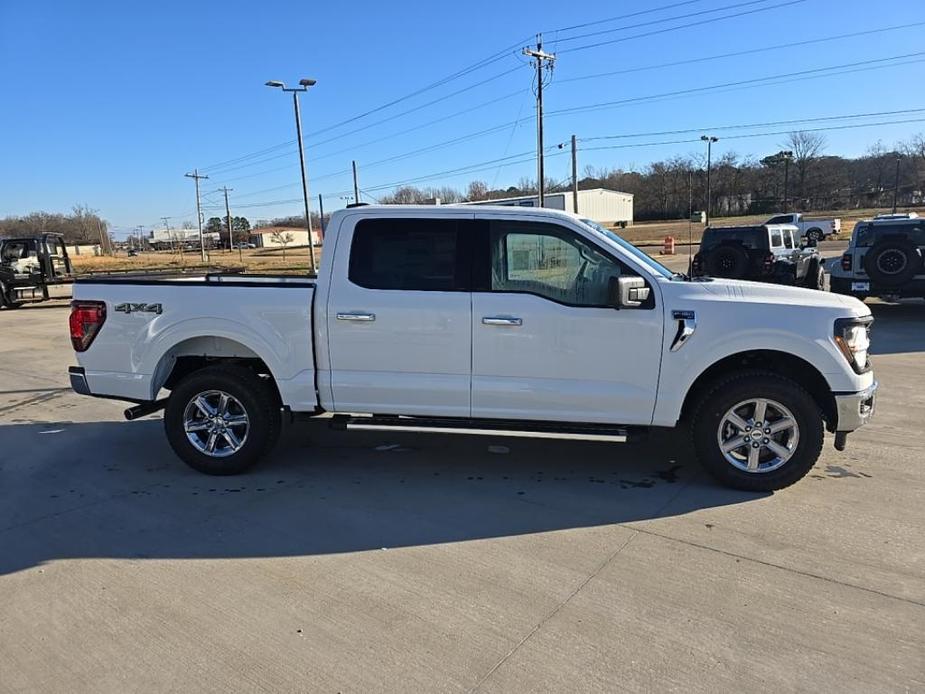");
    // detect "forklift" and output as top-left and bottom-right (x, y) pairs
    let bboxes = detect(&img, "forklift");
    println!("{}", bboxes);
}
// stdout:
(0, 233), (74, 308)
